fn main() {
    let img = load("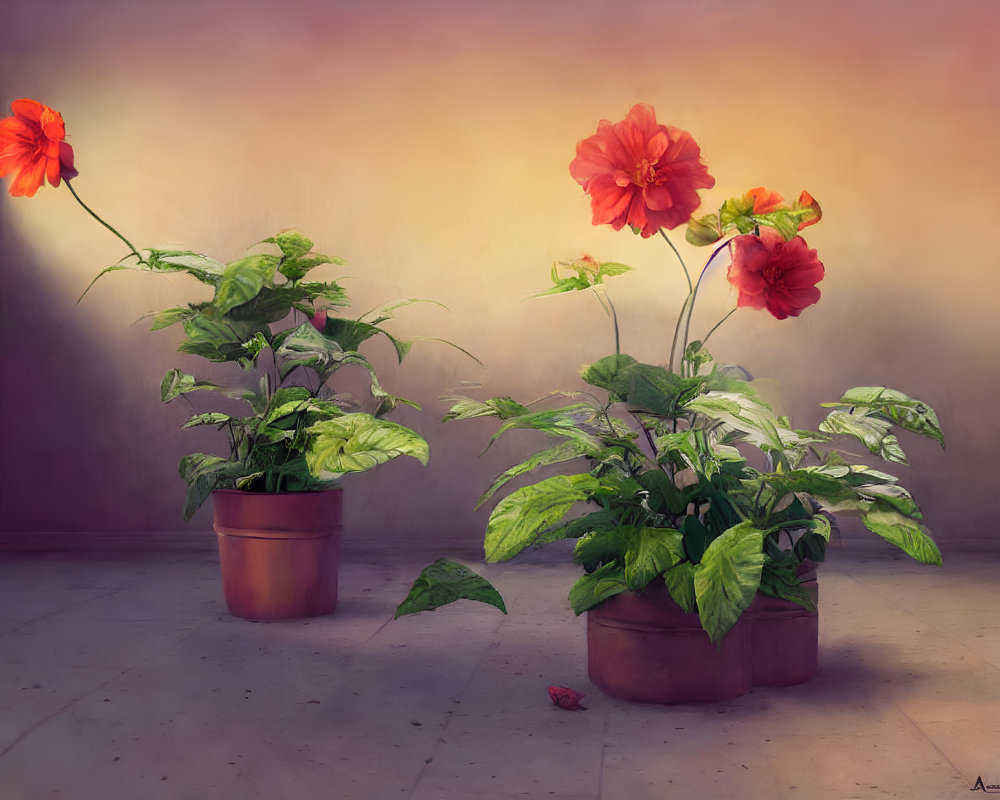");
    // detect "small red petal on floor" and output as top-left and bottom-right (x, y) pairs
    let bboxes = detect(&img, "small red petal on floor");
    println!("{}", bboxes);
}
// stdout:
(547, 685), (587, 710)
